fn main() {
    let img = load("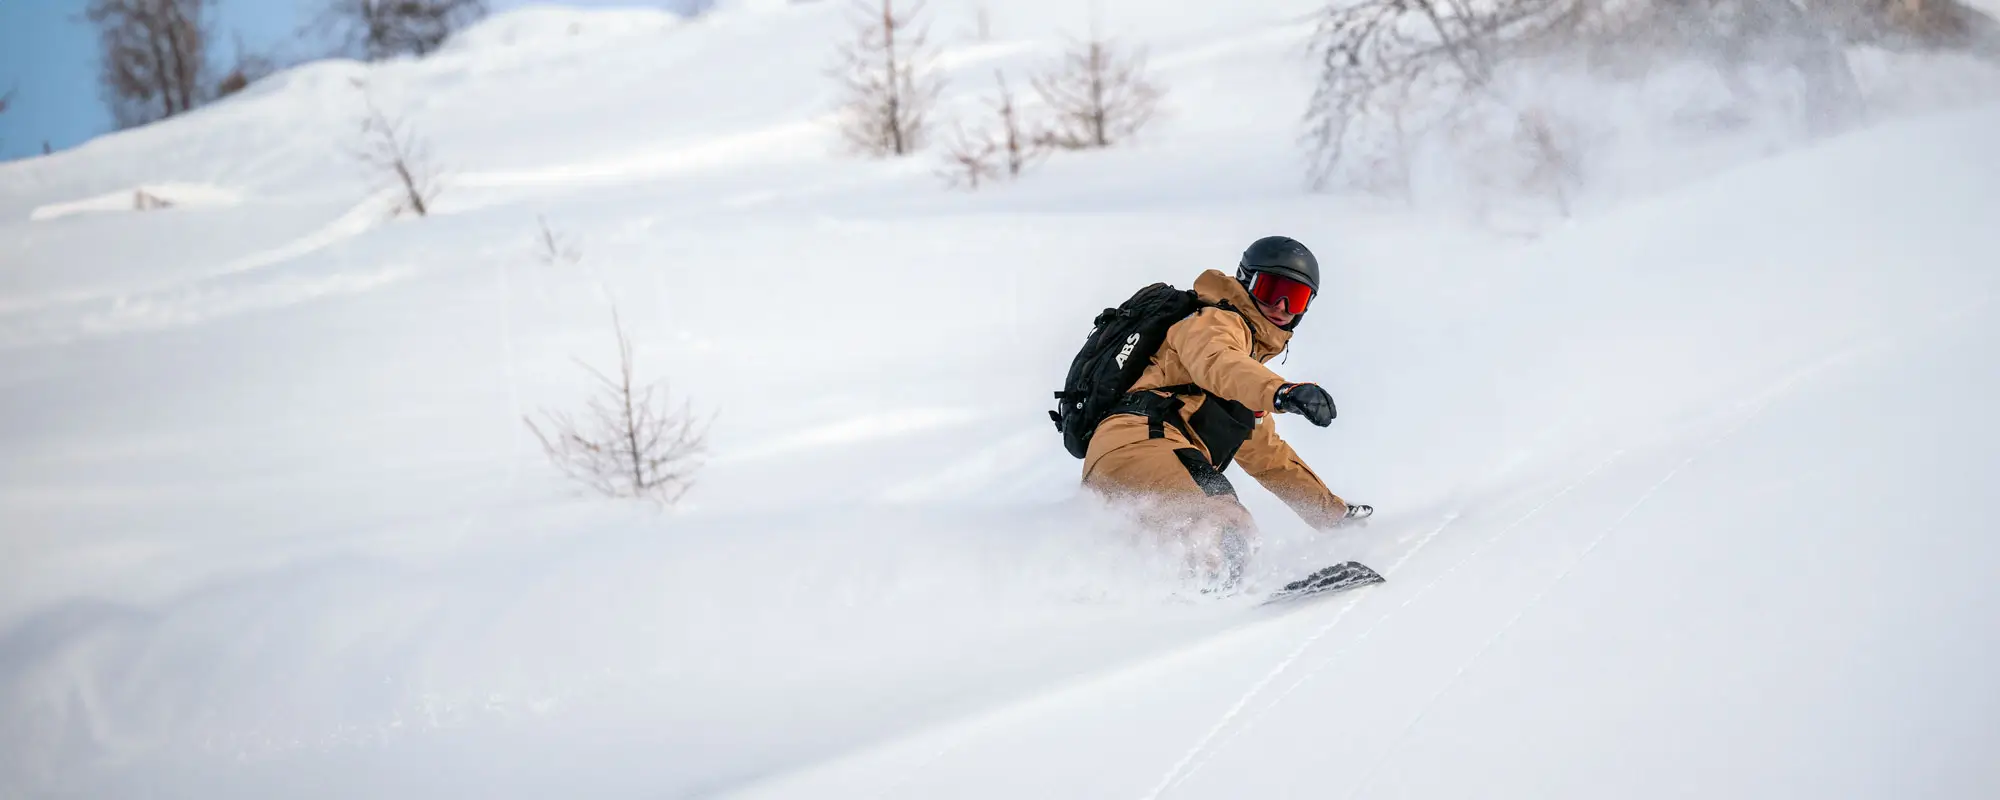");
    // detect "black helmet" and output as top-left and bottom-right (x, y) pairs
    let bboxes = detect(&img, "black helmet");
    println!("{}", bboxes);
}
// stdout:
(1236, 235), (1319, 293)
